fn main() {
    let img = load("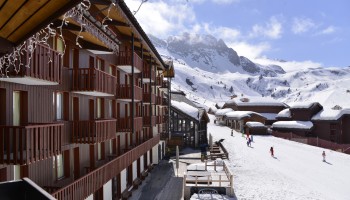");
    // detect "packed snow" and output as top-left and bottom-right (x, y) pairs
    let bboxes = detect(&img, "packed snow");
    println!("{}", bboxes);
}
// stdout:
(207, 114), (350, 200)
(225, 111), (262, 119)
(215, 108), (233, 116)
(289, 102), (317, 109)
